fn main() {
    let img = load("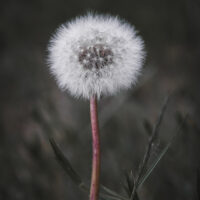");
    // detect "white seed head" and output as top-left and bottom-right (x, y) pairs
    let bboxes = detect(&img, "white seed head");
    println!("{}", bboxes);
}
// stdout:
(47, 13), (145, 99)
